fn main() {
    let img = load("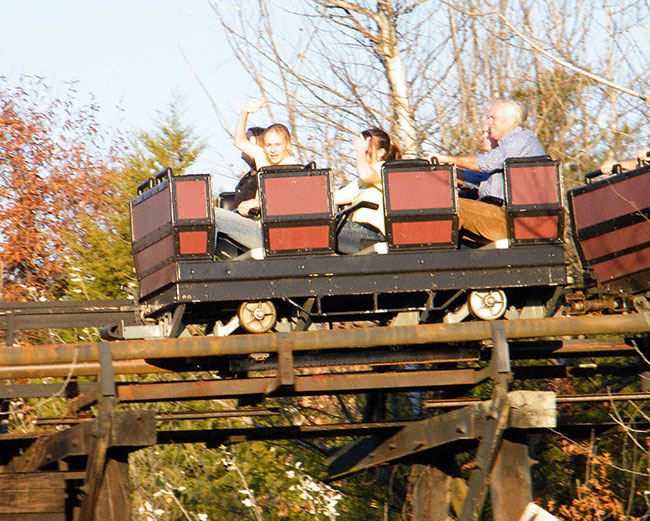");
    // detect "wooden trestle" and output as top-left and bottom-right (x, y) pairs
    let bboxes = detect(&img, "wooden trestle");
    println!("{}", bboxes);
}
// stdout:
(0, 312), (649, 520)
